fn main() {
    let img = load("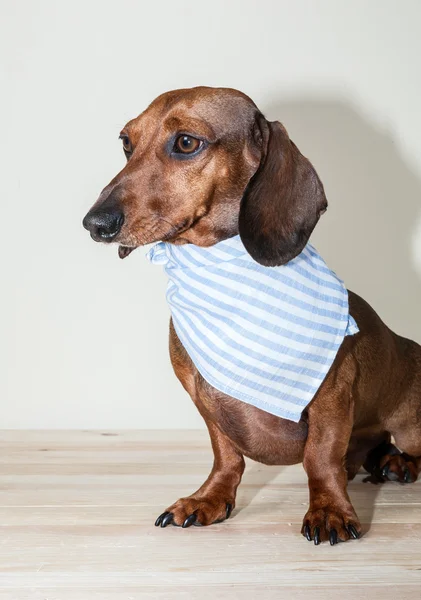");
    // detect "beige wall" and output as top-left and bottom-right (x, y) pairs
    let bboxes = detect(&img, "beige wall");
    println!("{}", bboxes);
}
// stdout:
(2, 0), (421, 428)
